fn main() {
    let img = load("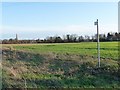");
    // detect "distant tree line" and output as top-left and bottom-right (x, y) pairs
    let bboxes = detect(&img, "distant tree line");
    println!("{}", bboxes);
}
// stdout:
(2, 32), (120, 44)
